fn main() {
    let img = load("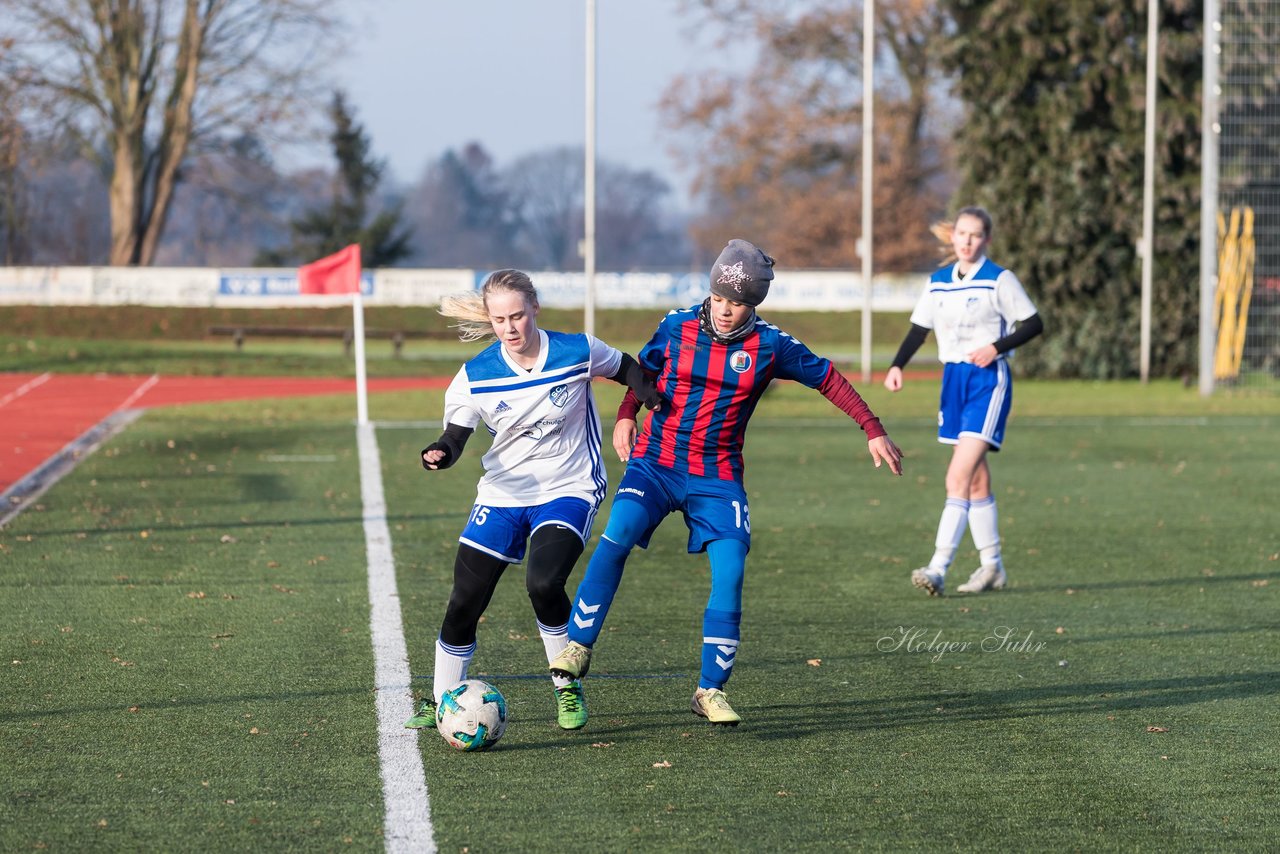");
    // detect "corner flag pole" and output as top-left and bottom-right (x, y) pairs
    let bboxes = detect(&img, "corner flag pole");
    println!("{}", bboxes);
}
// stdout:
(353, 287), (369, 425)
